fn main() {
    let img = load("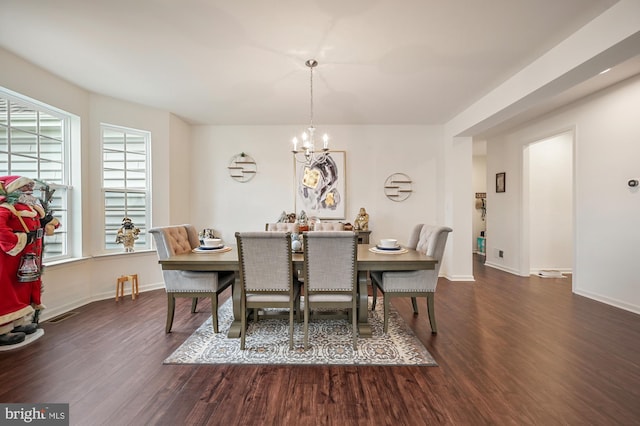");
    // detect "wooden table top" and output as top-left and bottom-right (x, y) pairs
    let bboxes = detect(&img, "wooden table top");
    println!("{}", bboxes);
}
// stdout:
(158, 244), (437, 272)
